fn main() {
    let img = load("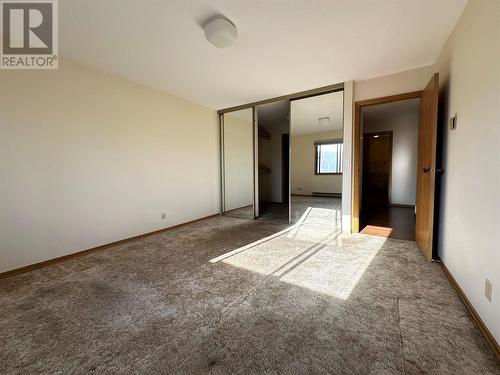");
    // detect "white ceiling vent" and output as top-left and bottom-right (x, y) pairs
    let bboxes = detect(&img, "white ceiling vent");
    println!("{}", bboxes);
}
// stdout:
(204, 17), (238, 48)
